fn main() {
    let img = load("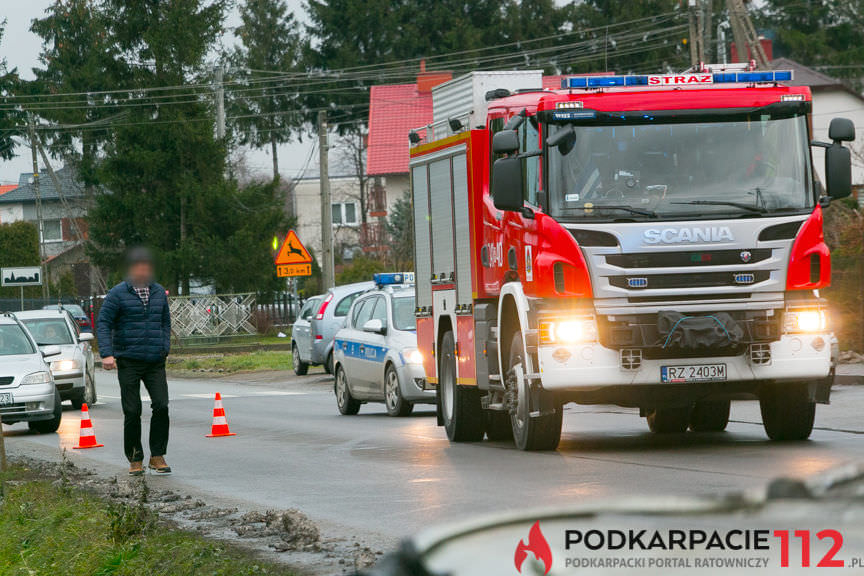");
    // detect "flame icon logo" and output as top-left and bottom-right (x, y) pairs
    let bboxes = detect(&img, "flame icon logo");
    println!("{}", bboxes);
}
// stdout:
(514, 521), (553, 575)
